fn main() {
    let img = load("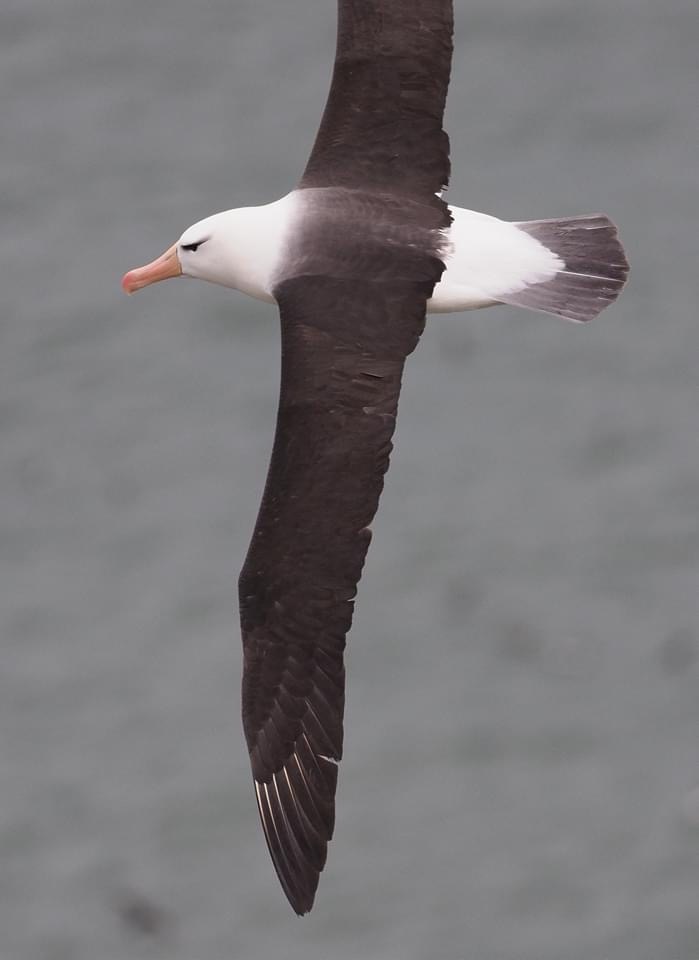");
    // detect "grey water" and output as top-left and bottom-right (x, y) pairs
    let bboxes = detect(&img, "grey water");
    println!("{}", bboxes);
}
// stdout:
(1, 0), (698, 957)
